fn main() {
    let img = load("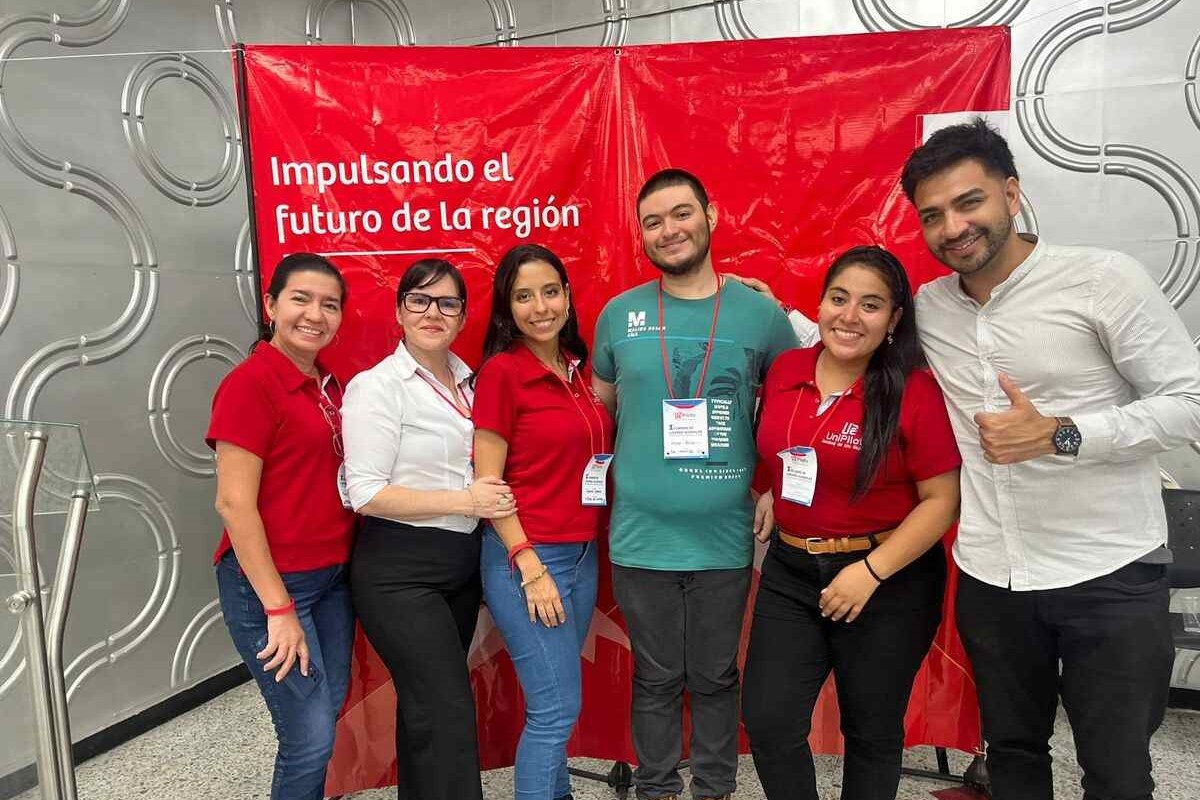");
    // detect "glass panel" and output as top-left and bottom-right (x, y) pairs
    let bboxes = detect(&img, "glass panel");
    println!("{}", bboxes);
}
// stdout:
(0, 419), (98, 518)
